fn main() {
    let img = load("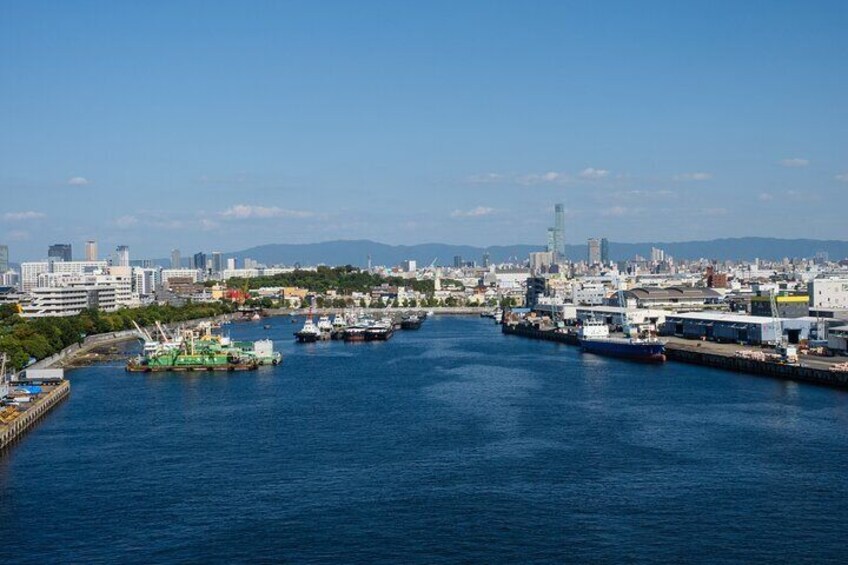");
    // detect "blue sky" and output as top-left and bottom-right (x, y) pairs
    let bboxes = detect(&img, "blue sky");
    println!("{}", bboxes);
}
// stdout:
(1, 0), (846, 260)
